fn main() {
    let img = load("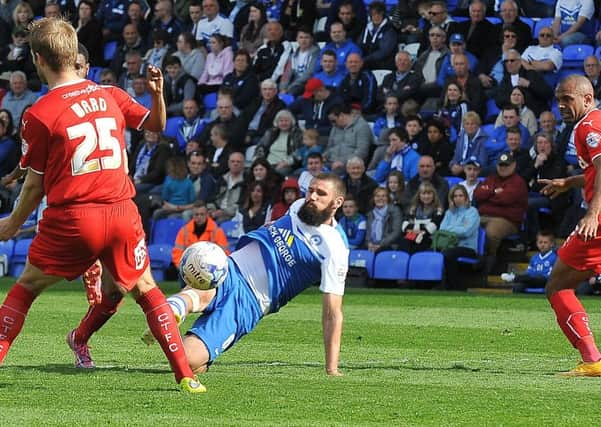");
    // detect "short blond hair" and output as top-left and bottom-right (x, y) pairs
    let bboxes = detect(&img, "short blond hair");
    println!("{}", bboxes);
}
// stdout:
(29, 18), (78, 73)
